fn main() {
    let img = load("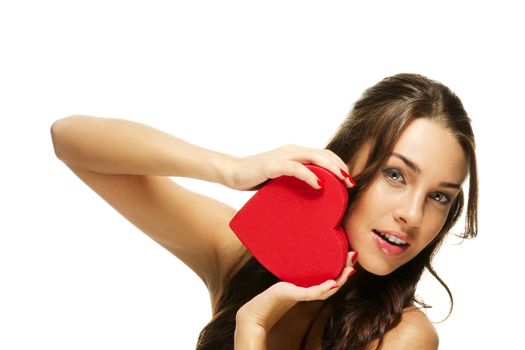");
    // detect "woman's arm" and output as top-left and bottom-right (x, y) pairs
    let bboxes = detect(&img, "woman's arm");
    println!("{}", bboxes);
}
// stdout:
(51, 115), (352, 189)
(51, 115), (234, 182)
(234, 321), (267, 350)
(51, 115), (245, 295)
(50, 115), (355, 300)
